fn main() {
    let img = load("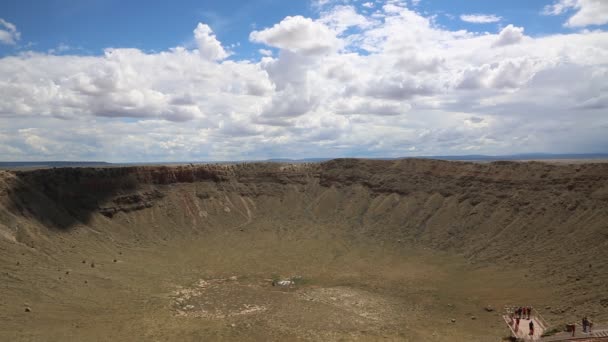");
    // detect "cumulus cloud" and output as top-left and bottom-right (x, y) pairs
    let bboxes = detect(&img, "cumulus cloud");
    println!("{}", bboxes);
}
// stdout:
(457, 58), (543, 90)
(0, 24), (271, 123)
(493, 24), (525, 47)
(0, 18), (20, 45)
(363, 73), (436, 100)
(543, 0), (608, 27)
(0, 3), (607, 161)
(319, 5), (373, 34)
(250, 16), (340, 55)
(257, 51), (323, 119)
(333, 97), (411, 116)
(193, 23), (229, 61)
(460, 14), (502, 24)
